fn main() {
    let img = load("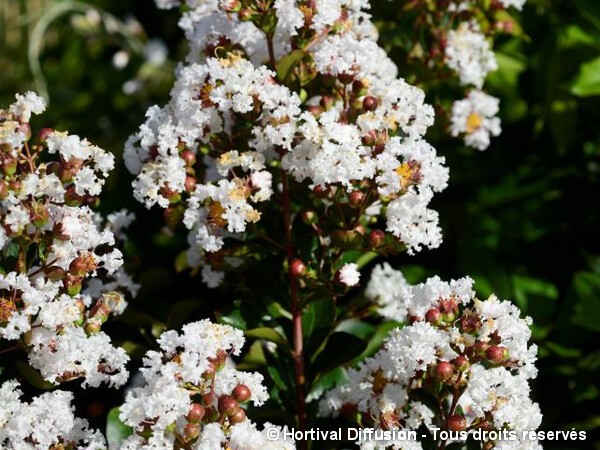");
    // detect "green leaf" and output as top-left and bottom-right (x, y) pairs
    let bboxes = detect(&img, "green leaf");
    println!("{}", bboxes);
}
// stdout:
(15, 361), (54, 390)
(543, 341), (582, 358)
(358, 321), (402, 361)
(6, 241), (19, 259)
(276, 50), (308, 84)
(307, 367), (348, 402)
(570, 272), (600, 332)
(312, 332), (367, 377)
(245, 327), (291, 352)
(167, 299), (203, 329)
(106, 407), (133, 447)
(571, 56), (600, 96)
(216, 300), (247, 329)
(303, 297), (336, 354)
